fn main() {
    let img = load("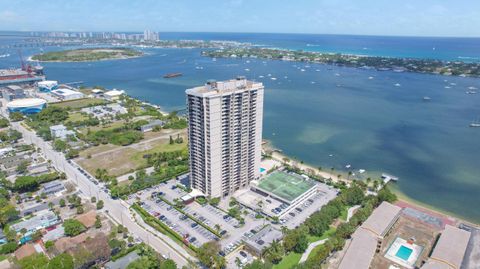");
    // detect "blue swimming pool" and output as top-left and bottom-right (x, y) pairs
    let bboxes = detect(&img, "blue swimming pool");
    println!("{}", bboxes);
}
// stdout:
(260, 168), (266, 172)
(396, 245), (413, 261)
